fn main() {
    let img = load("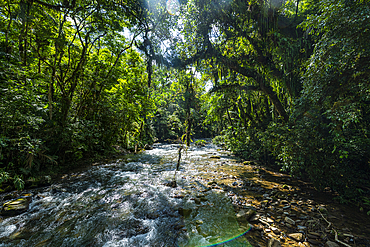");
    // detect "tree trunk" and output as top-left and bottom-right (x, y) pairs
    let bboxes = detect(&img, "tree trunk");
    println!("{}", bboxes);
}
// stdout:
(48, 81), (53, 120)
(186, 114), (192, 147)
